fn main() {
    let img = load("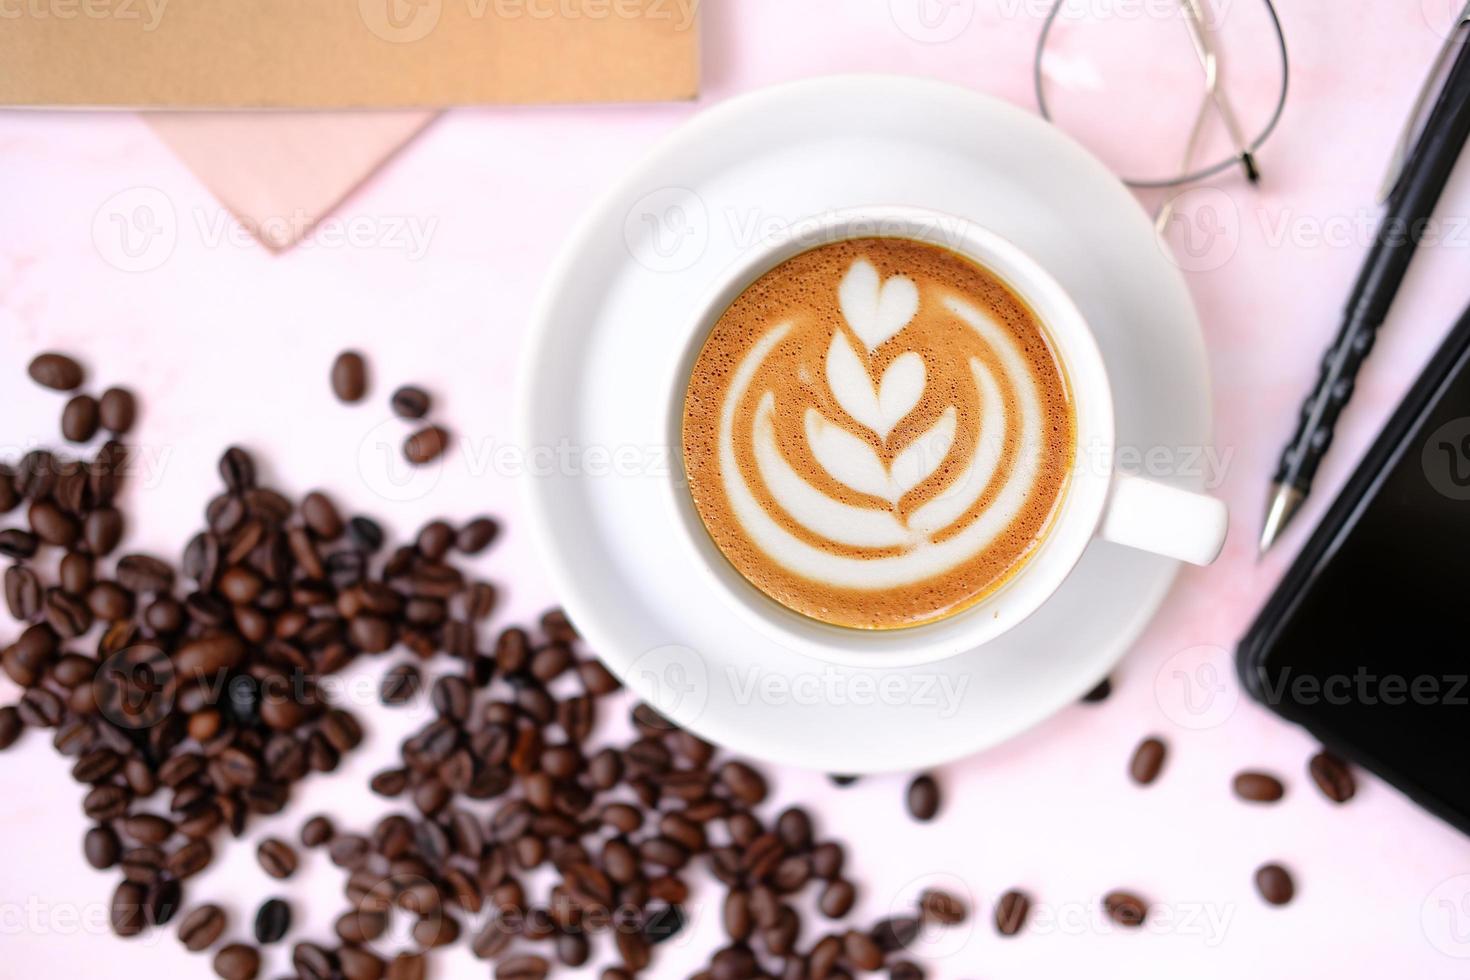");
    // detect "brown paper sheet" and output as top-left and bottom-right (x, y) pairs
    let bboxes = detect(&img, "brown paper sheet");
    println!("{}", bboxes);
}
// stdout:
(0, 0), (700, 107)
